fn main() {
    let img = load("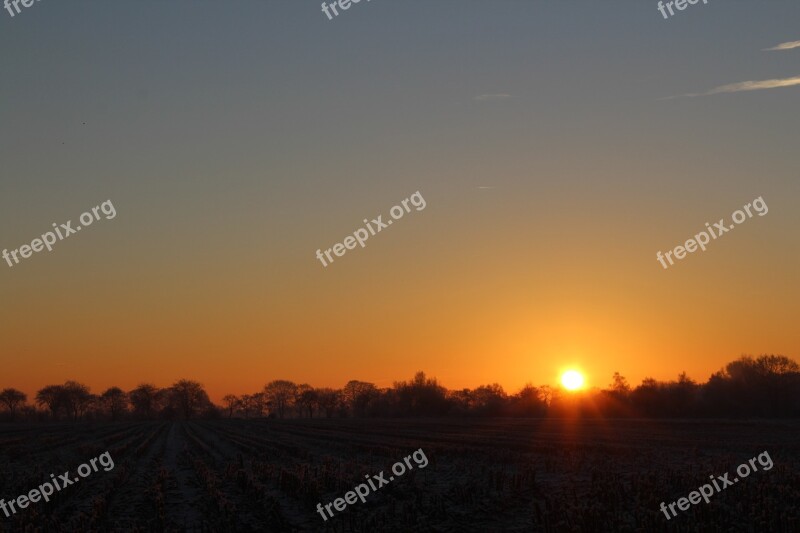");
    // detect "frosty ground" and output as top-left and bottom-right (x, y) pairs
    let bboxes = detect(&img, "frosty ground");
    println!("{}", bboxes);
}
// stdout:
(0, 418), (797, 532)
